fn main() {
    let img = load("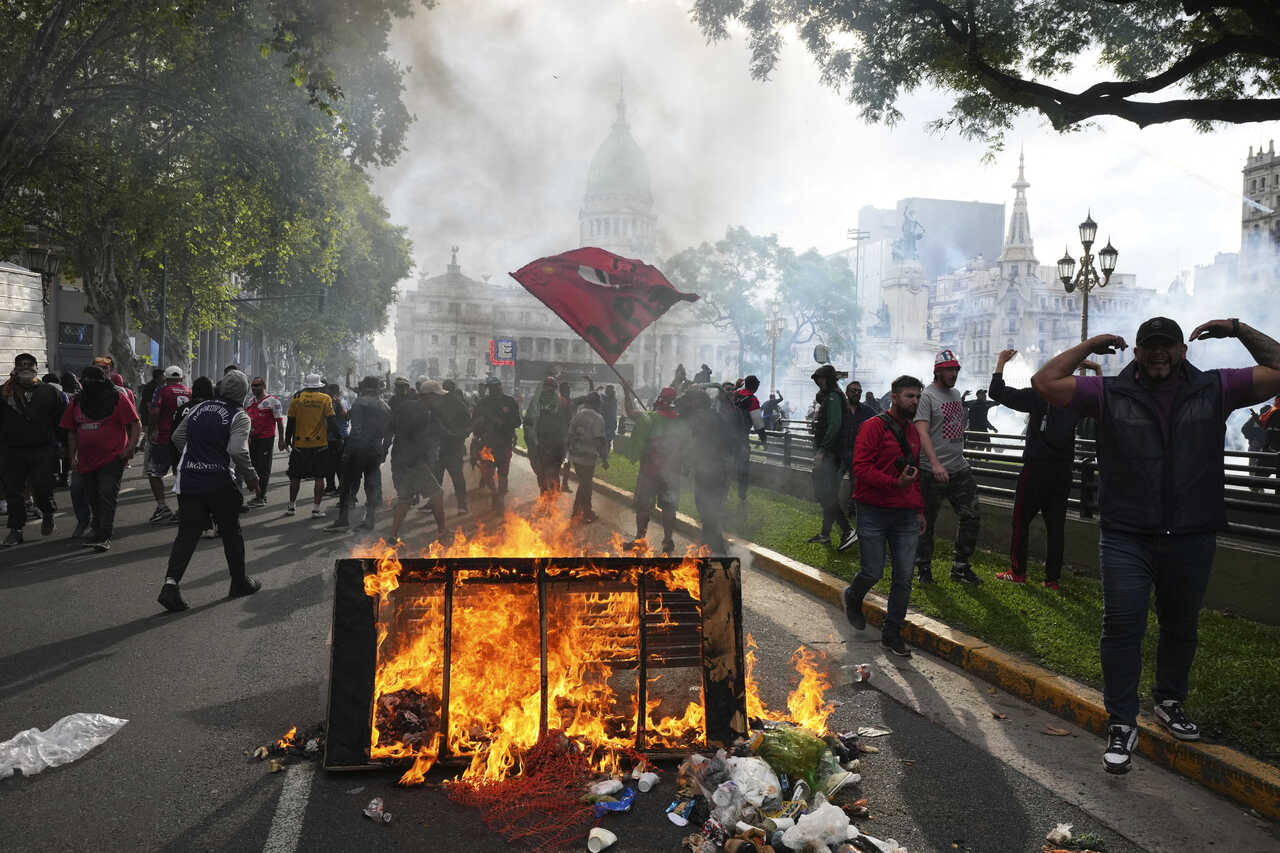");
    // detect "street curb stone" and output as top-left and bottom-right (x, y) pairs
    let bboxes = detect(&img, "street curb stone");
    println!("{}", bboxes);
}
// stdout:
(531, 451), (1280, 822)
